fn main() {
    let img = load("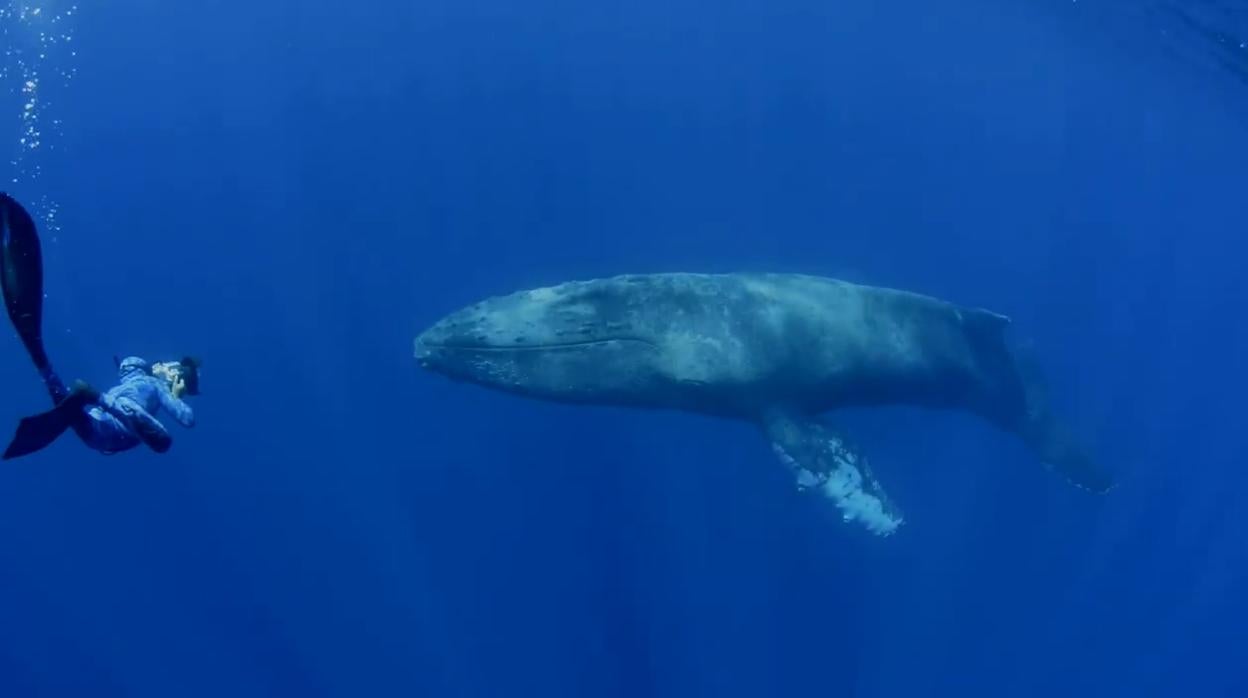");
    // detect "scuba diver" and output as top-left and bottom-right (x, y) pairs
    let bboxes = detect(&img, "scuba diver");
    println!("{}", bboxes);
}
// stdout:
(0, 191), (201, 459)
